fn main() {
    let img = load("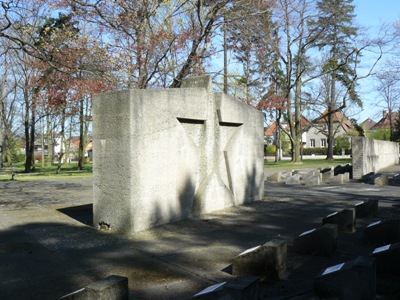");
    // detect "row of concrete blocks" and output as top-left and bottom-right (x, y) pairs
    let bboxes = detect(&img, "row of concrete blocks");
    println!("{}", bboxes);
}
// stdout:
(362, 172), (400, 186)
(193, 199), (386, 299)
(315, 241), (400, 299)
(267, 167), (351, 185)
